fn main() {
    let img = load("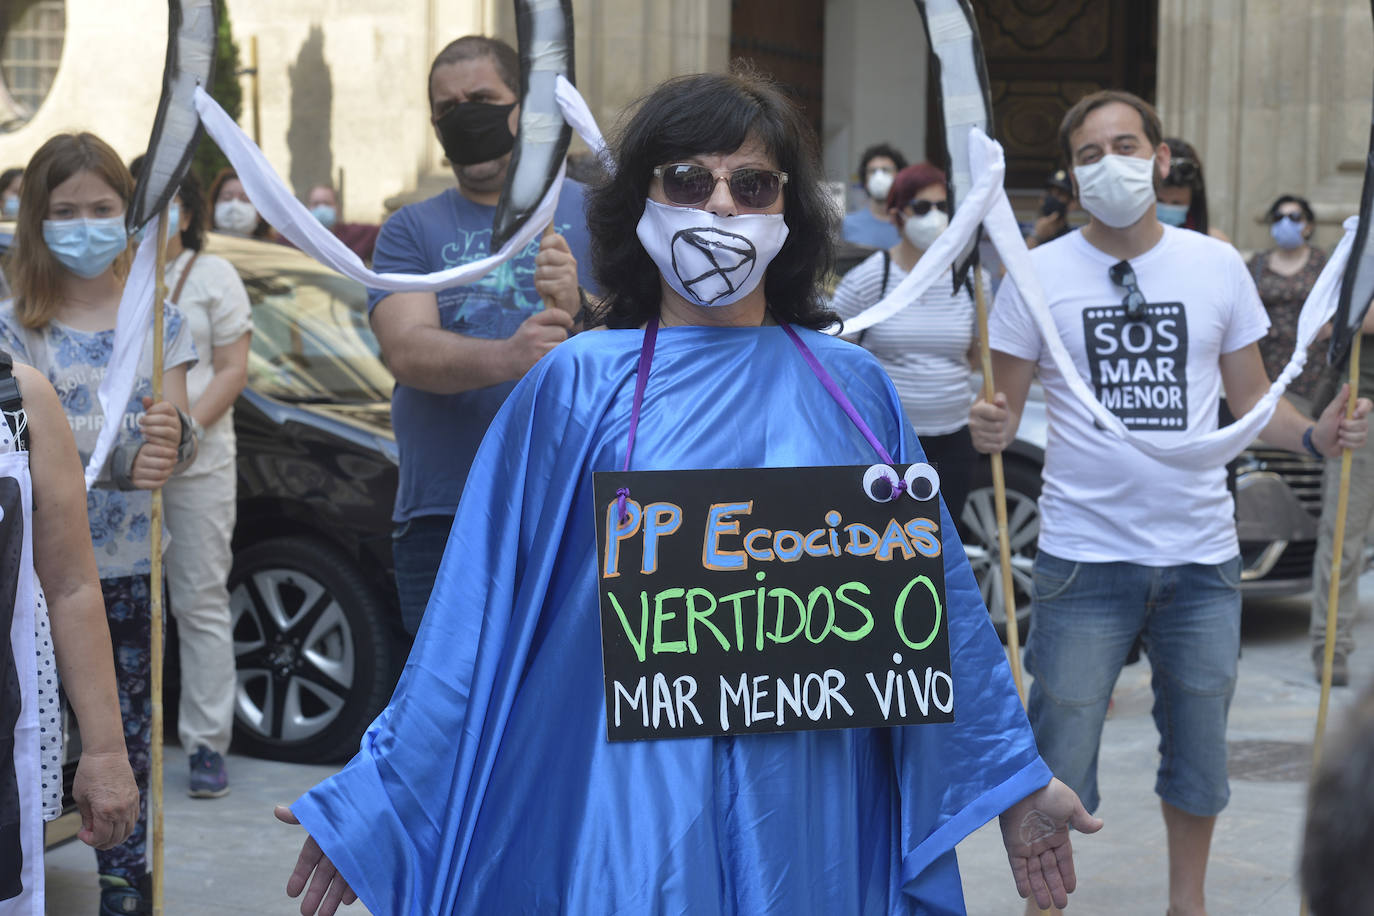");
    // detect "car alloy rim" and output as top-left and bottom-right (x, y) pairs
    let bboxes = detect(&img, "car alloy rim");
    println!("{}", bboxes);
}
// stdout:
(230, 568), (356, 743)
(959, 487), (1038, 618)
